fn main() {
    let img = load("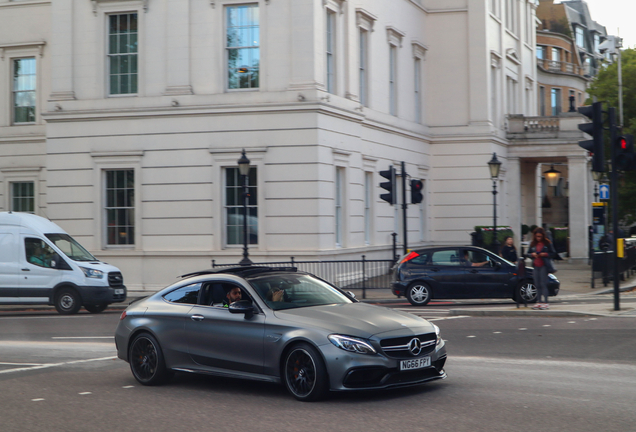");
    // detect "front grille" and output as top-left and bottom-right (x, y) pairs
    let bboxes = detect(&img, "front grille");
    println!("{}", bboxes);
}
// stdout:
(380, 333), (436, 359)
(108, 272), (124, 287)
